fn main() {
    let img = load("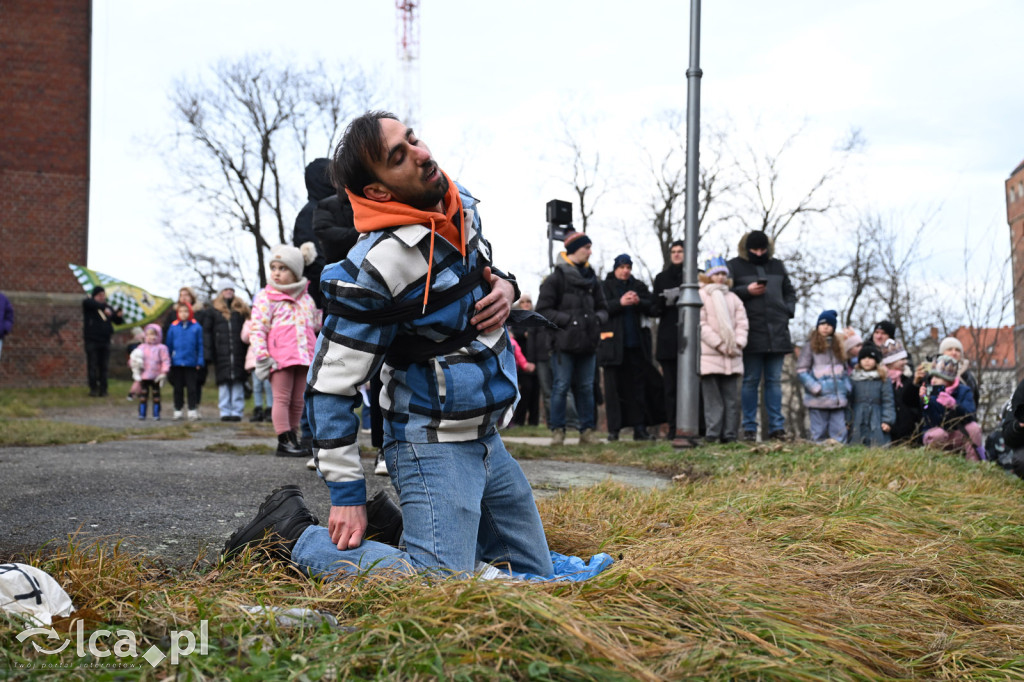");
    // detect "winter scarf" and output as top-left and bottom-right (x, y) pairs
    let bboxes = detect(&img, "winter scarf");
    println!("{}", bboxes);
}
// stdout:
(346, 169), (466, 310)
(921, 376), (959, 408)
(268, 278), (309, 299)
